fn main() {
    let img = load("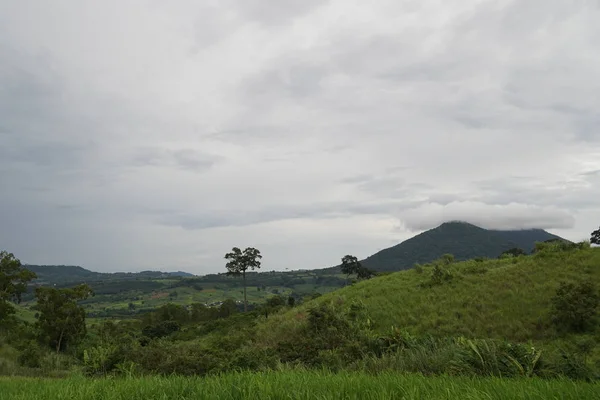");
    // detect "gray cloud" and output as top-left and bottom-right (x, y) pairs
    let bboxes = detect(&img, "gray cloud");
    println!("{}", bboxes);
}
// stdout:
(131, 147), (220, 172)
(155, 199), (411, 231)
(225, 0), (326, 26)
(1, 0), (599, 273)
